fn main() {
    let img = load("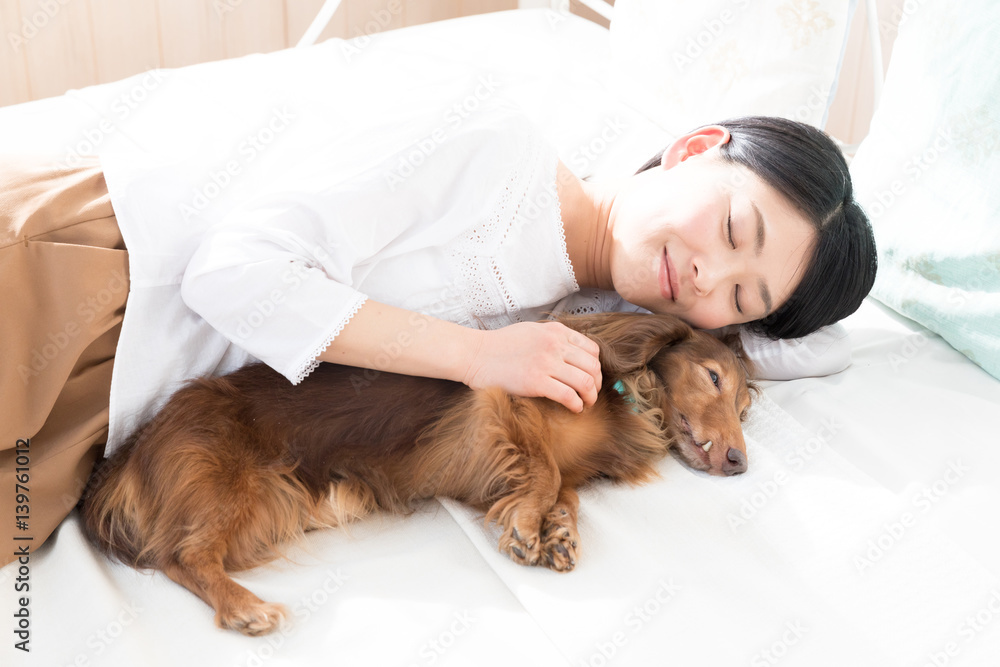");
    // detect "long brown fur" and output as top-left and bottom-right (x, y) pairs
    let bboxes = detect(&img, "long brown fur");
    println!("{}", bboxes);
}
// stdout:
(81, 312), (755, 635)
